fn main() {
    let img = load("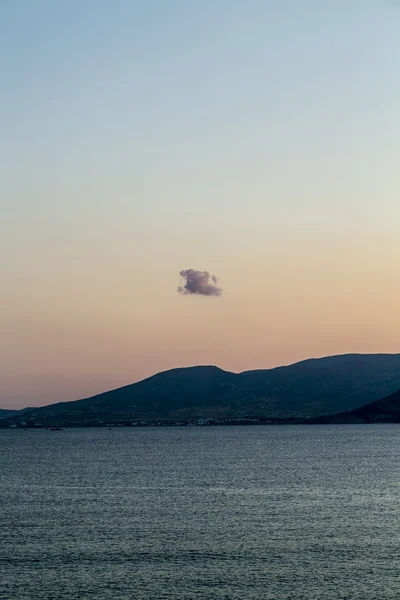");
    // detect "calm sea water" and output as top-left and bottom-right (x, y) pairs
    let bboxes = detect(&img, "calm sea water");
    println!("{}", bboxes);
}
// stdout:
(0, 425), (399, 600)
